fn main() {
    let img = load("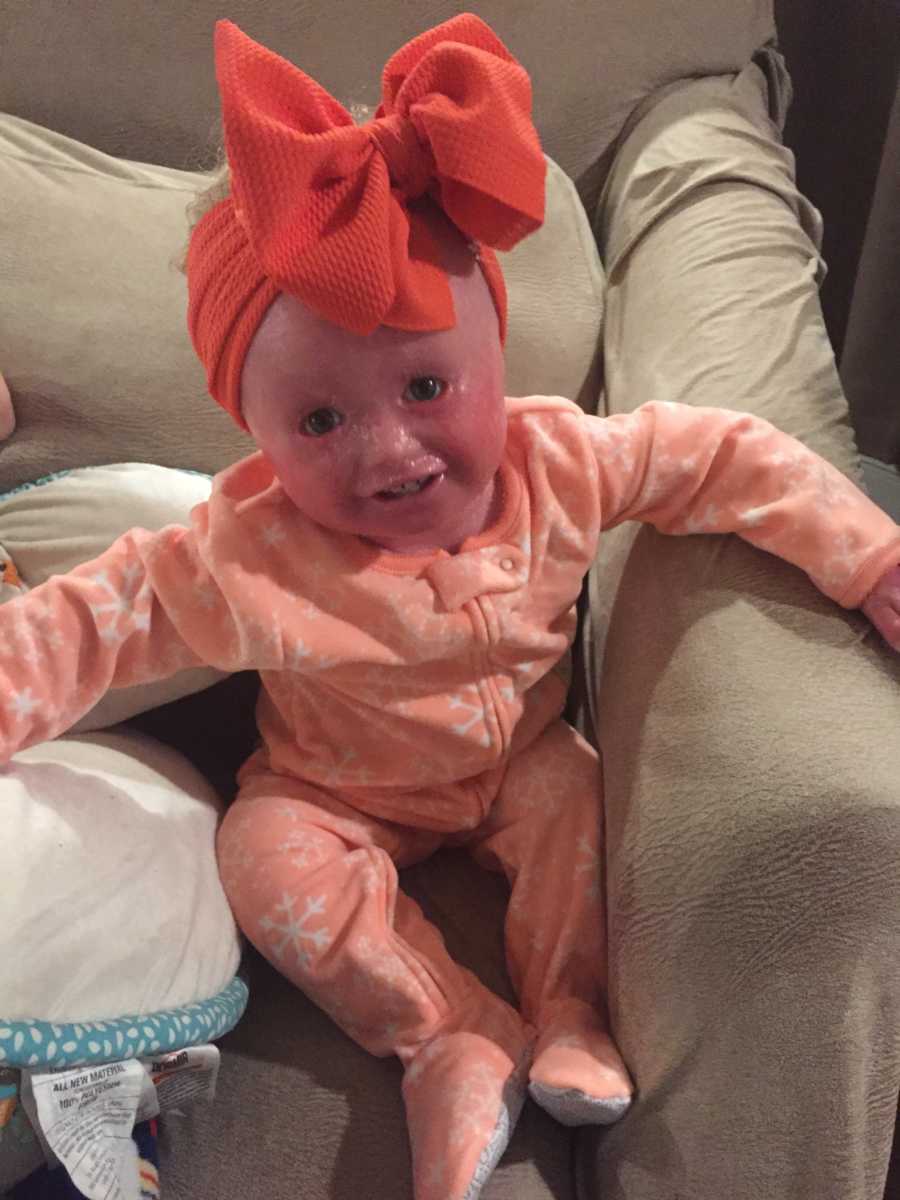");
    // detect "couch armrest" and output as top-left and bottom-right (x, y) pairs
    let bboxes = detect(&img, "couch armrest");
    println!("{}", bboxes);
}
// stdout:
(576, 63), (900, 1199)
(585, 54), (868, 719)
